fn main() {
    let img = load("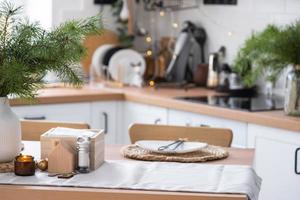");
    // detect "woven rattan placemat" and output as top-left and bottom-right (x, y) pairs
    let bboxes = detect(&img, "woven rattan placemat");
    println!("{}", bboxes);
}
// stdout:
(121, 145), (229, 163)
